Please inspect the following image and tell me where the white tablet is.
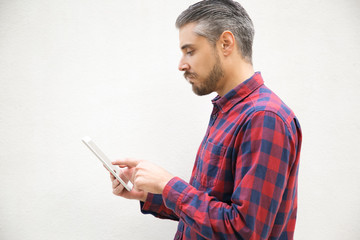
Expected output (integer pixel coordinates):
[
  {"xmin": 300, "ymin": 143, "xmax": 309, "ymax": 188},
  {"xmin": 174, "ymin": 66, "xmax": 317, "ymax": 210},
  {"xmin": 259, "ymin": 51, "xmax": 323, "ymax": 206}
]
[{"xmin": 82, "ymin": 136, "xmax": 132, "ymax": 191}]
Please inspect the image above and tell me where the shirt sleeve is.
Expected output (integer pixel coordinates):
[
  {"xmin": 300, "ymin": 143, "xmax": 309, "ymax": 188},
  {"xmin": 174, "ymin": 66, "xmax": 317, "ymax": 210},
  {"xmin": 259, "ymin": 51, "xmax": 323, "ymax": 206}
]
[
  {"xmin": 161, "ymin": 111, "xmax": 300, "ymax": 239},
  {"xmin": 140, "ymin": 192, "xmax": 179, "ymax": 221}
]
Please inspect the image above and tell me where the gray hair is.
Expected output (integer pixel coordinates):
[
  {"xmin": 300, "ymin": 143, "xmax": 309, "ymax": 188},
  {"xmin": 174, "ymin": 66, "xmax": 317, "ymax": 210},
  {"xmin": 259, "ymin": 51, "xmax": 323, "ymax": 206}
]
[{"xmin": 176, "ymin": 0, "xmax": 254, "ymax": 64}]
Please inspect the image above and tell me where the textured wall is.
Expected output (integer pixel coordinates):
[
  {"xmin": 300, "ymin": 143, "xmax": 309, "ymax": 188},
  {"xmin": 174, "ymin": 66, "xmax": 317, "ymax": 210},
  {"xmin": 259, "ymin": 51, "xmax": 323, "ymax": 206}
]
[{"xmin": 0, "ymin": 0, "xmax": 359, "ymax": 239}]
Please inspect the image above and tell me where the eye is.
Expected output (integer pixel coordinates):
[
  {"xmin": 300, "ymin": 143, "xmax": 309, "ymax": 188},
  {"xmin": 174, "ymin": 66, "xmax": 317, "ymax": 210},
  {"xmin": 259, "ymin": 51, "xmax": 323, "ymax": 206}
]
[{"xmin": 186, "ymin": 50, "xmax": 194, "ymax": 56}]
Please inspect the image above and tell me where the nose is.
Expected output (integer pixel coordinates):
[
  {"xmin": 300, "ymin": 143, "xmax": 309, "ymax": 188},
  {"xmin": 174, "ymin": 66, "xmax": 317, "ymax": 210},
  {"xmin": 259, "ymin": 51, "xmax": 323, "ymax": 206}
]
[{"xmin": 178, "ymin": 58, "xmax": 190, "ymax": 72}]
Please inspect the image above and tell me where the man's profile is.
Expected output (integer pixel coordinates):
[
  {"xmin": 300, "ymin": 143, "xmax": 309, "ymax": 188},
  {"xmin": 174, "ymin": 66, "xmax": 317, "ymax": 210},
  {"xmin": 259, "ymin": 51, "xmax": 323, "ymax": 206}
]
[{"xmin": 109, "ymin": 1, "xmax": 302, "ymax": 239}]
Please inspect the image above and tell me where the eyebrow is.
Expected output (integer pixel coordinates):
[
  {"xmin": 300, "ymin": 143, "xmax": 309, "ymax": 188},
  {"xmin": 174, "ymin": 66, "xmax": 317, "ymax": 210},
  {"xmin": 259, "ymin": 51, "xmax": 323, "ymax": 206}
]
[{"xmin": 181, "ymin": 44, "xmax": 195, "ymax": 50}]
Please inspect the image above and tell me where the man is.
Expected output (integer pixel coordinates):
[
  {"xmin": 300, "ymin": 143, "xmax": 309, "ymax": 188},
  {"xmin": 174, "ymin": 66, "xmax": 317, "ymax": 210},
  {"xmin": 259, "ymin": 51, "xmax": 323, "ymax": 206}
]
[{"xmin": 110, "ymin": 0, "xmax": 302, "ymax": 239}]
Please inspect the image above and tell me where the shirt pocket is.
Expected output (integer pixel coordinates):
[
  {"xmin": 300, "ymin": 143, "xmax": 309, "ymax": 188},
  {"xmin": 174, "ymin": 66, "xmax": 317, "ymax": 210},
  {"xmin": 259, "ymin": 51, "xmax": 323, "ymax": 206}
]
[{"xmin": 199, "ymin": 140, "xmax": 227, "ymax": 188}]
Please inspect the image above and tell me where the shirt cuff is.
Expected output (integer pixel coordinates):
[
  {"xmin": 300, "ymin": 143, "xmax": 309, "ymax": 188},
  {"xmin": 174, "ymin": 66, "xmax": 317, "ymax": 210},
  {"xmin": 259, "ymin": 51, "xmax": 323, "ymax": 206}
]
[
  {"xmin": 140, "ymin": 193, "xmax": 163, "ymax": 214},
  {"xmin": 162, "ymin": 176, "xmax": 191, "ymax": 215}
]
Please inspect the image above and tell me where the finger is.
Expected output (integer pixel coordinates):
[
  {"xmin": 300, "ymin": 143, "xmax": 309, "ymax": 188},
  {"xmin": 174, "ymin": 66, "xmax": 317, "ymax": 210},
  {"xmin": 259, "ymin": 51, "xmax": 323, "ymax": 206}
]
[
  {"xmin": 112, "ymin": 158, "xmax": 140, "ymax": 168},
  {"xmin": 112, "ymin": 178, "xmax": 120, "ymax": 189},
  {"xmin": 110, "ymin": 172, "xmax": 115, "ymax": 181},
  {"xmin": 113, "ymin": 183, "xmax": 125, "ymax": 196}
]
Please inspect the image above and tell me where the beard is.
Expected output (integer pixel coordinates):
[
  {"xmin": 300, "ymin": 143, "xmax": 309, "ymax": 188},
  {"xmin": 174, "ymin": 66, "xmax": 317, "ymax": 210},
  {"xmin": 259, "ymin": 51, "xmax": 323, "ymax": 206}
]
[{"xmin": 184, "ymin": 53, "xmax": 224, "ymax": 96}]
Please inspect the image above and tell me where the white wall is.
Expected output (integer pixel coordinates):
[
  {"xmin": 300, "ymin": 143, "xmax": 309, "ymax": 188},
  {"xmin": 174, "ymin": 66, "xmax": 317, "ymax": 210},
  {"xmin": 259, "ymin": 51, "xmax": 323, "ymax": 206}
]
[{"xmin": 0, "ymin": 0, "xmax": 359, "ymax": 239}]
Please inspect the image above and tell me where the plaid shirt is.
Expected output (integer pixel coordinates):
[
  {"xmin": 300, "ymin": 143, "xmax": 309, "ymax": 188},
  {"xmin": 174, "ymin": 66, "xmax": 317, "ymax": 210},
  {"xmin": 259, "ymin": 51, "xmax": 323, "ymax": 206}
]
[{"xmin": 141, "ymin": 72, "xmax": 302, "ymax": 240}]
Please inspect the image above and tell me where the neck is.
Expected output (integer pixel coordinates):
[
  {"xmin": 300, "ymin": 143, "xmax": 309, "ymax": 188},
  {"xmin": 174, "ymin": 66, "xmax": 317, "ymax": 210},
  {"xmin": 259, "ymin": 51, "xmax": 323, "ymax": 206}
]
[{"xmin": 216, "ymin": 60, "xmax": 254, "ymax": 96}]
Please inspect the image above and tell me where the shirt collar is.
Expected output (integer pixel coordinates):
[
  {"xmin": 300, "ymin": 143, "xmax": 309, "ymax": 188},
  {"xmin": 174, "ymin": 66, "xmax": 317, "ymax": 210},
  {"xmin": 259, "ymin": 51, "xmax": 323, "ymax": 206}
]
[{"xmin": 212, "ymin": 72, "xmax": 264, "ymax": 113}]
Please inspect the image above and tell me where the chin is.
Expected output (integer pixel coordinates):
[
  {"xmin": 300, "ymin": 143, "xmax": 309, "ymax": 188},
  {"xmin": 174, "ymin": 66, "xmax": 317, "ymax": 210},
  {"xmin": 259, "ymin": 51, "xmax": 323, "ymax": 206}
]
[{"xmin": 192, "ymin": 86, "xmax": 213, "ymax": 96}]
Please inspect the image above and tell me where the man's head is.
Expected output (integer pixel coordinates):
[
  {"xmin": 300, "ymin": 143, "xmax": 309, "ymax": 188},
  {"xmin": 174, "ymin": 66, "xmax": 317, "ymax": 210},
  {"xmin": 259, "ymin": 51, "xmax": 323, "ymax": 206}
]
[
  {"xmin": 176, "ymin": 0, "xmax": 254, "ymax": 96},
  {"xmin": 176, "ymin": 0, "xmax": 254, "ymax": 64}
]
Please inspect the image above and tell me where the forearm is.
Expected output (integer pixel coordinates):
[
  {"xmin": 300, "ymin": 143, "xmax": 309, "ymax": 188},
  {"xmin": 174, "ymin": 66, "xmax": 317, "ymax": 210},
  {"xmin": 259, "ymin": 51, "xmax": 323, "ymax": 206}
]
[{"xmin": 162, "ymin": 177, "xmax": 289, "ymax": 240}]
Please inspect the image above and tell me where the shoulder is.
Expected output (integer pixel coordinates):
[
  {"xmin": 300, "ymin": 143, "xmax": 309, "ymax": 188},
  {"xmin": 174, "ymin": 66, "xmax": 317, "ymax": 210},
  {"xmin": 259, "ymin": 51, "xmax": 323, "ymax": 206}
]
[{"xmin": 240, "ymin": 84, "xmax": 299, "ymax": 134}]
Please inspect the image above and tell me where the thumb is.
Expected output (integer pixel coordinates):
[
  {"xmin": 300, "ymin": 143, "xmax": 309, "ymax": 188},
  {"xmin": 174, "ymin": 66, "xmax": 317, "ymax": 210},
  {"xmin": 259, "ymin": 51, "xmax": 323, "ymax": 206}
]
[{"xmin": 112, "ymin": 158, "xmax": 140, "ymax": 168}]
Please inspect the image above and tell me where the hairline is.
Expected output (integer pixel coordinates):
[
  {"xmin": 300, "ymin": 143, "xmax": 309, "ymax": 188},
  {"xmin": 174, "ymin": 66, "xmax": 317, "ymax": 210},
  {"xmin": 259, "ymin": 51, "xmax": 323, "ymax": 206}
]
[{"xmin": 180, "ymin": 21, "xmax": 248, "ymax": 61}]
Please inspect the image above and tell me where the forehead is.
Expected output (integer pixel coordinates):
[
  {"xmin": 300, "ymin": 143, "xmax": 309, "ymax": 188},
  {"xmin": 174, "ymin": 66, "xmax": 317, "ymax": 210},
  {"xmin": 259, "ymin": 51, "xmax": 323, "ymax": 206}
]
[{"xmin": 179, "ymin": 22, "xmax": 205, "ymax": 49}]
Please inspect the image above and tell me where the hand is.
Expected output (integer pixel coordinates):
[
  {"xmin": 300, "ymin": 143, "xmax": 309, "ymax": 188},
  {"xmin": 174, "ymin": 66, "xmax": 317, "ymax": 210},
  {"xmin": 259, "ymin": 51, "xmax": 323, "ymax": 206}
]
[
  {"xmin": 112, "ymin": 158, "xmax": 174, "ymax": 195},
  {"xmin": 110, "ymin": 167, "xmax": 147, "ymax": 202}
]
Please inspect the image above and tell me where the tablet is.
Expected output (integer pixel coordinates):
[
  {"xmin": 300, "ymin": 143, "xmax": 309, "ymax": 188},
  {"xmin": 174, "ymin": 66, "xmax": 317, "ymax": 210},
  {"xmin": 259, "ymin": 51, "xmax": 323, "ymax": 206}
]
[{"xmin": 82, "ymin": 136, "xmax": 132, "ymax": 191}]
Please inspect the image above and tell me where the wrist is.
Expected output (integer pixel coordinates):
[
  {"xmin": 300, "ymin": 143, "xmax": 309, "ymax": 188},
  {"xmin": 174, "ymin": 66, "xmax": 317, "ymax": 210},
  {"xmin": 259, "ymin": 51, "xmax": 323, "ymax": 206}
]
[
  {"xmin": 159, "ymin": 175, "xmax": 174, "ymax": 194},
  {"xmin": 140, "ymin": 192, "xmax": 148, "ymax": 202}
]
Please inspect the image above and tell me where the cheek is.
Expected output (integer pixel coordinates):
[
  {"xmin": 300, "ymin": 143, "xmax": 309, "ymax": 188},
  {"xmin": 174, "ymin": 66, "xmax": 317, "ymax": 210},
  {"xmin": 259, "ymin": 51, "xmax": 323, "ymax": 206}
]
[
  {"xmin": 191, "ymin": 57, "xmax": 208, "ymax": 75},
  {"xmin": 197, "ymin": 52, "xmax": 216, "ymax": 72}
]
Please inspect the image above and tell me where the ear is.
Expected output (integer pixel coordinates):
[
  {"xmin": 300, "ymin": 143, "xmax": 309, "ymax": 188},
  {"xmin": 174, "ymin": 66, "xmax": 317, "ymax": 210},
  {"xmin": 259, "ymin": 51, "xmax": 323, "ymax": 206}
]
[{"xmin": 218, "ymin": 31, "xmax": 236, "ymax": 57}]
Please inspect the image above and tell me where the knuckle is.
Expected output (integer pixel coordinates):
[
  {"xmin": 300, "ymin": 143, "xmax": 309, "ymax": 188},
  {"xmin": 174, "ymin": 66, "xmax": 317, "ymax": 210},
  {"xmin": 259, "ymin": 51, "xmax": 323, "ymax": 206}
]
[
  {"xmin": 134, "ymin": 179, "xmax": 140, "ymax": 188},
  {"xmin": 136, "ymin": 161, "xmax": 144, "ymax": 169},
  {"xmin": 134, "ymin": 177, "xmax": 143, "ymax": 188}
]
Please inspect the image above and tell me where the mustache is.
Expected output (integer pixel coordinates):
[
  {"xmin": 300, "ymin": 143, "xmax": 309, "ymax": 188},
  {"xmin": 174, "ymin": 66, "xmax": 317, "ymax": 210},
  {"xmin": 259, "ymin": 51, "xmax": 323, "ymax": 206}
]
[{"xmin": 184, "ymin": 71, "xmax": 198, "ymax": 79}]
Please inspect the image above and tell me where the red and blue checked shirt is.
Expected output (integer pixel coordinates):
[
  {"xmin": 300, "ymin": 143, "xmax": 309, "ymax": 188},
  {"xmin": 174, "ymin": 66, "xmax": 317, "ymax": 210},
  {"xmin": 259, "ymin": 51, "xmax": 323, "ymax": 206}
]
[{"xmin": 141, "ymin": 72, "xmax": 302, "ymax": 240}]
